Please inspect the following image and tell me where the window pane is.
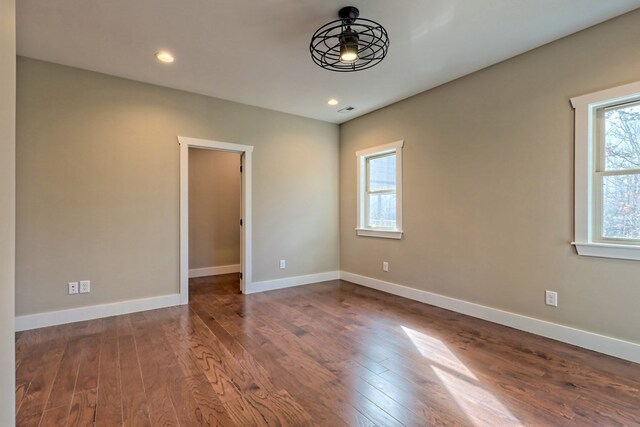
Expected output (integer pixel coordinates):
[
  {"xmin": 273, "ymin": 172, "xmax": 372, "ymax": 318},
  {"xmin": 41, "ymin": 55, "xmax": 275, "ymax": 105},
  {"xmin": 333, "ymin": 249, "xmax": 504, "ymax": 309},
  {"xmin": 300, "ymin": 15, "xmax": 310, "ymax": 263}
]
[
  {"xmin": 602, "ymin": 174, "xmax": 640, "ymax": 239},
  {"xmin": 368, "ymin": 154, "xmax": 396, "ymax": 192},
  {"xmin": 604, "ymin": 103, "xmax": 640, "ymax": 171},
  {"xmin": 368, "ymin": 193, "xmax": 396, "ymax": 228}
]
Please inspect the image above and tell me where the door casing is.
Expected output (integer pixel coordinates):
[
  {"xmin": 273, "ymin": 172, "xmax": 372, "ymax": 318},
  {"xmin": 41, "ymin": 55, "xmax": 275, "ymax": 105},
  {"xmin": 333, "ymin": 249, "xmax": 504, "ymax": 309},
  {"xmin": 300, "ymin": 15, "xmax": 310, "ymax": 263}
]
[{"xmin": 178, "ymin": 136, "xmax": 253, "ymax": 303}]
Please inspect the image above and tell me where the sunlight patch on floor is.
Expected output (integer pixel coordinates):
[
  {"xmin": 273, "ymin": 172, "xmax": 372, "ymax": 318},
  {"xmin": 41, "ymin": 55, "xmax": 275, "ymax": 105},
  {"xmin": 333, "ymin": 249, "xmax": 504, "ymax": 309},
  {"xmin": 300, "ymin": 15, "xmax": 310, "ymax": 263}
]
[
  {"xmin": 401, "ymin": 325, "xmax": 477, "ymax": 379},
  {"xmin": 402, "ymin": 325, "xmax": 523, "ymax": 426}
]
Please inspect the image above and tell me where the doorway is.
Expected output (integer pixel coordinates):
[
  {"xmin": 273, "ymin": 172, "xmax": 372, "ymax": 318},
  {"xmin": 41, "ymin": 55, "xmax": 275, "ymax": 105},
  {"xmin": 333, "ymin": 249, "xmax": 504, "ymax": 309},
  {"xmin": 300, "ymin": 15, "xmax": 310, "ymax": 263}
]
[
  {"xmin": 178, "ymin": 136, "xmax": 253, "ymax": 304},
  {"xmin": 188, "ymin": 148, "xmax": 241, "ymax": 281}
]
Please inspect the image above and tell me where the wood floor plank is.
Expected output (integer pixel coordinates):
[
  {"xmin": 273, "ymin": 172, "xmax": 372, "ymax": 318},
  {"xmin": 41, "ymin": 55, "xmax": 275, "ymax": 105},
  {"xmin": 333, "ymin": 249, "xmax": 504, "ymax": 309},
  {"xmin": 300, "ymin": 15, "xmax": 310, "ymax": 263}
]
[
  {"xmin": 355, "ymin": 363, "xmax": 471, "ymax": 426},
  {"xmin": 15, "ymin": 381, "xmax": 30, "ymax": 414},
  {"xmin": 145, "ymin": 386, "xmax": 180, "ymax": 427},
  {"xmin": 186, "ymin": 372, "xmax": 239, "ymax": 426},
  {"xmin": 121, "ymin": 394, "xmax": 151, "ymax": 427},
  {"xmin": 570, "ymin": 394, "xmax": 640, "ymax": 426},
  {"xmin": 118, "ymin": 335, "xmax": 151, "ymax": 426},
  {"xmin": 45, "ymin": 337, "xmax": 85, "ymax": 411},
  {"xmin": 222, "ymin": 389, "xmax": 312, "ymax": 427},
  {"xmin": 295, "ymin": 388, "xmax": 375, "ymax": 427},
  {"xmin": 39, "ymin": 405, "xmax": 70, "ymax": 427},
  {"xmin": 163, "ymin": 319, "xmax": 249, "ymax": 404},
  {"xmin": 131, "ymin": 327, "xmax": 181, "ymax": 426},
  {"xmin": 95, "ymin": 337, "xmax": 122, "ymax": 427},
  {"xmin": 68, "ymin": 388, "xmax": 97, "ymax": 426},
  {"xmin": 232, "ymin": 331, "xmax": 353, "ymax": 426},
  {"xmin": 16, "ymin": 274, "xmax": 640, "ymax": 426},
  {"xmin": 75, "ymin": 335, "xmax": 101, "ymax": 393},
  {"xmin": 165, "ymin": 377, "xmax": 209, "ymax": 426},
  {"xmin": 178, "ymin": 308, "xmax": 270, "ymax": 398},
  {"xmin": 116, "ymin": 315, "xmax": 134, "ymax": 337},
  {"xmin": 99, "ymin": 317, "xmax": 119, "ymax": 341},
  {"xmin": 16, "ymin": 343, "xmax": 65, "ymax": 425}
]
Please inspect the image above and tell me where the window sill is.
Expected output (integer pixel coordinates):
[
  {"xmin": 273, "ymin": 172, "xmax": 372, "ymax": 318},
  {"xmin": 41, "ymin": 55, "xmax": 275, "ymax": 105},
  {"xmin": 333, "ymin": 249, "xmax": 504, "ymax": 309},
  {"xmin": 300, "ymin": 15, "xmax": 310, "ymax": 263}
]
[
  {"xmin": 572, "ymin": 242, "xmax": 640, "ymax": 261},
  {"xmin": 356, "ymin": 228, "xmax": 403, "ymax": 239}
]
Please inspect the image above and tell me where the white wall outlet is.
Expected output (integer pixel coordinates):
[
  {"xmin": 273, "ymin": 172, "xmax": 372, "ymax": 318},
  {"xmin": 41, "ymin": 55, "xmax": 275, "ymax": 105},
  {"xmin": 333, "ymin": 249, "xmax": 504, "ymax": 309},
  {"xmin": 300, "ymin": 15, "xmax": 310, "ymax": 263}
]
[
  {"xmin": 79, "ymin": 280, "xmax": 91, "ymax": 294},
  {"xmin": 279, "ymin": 259, "xmax": 286, "ymax": 269},
  {"xmin": 68, "ymin": 282, "xmax": 78, "ymax": 295},
  {"xmin": 545, "ymin": 290, "xmax": 558, "ymax": 307},
  {"xmin": 383, "ymin": 261, "xmax": 389, "ymax": 272}
]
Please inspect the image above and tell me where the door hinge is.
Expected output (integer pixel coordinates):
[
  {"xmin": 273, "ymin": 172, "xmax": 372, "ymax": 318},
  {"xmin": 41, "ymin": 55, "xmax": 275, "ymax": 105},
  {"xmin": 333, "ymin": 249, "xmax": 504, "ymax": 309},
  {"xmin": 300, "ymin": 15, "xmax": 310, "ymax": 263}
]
[
  {"xmin": 240, "ymin": 219, "xmax": 243, "ymax": 226},
  {"xmin": 240, "ymin": 165, "xmax": 243, "ymax": 173},
  {"xmin": 240, "ymin": 272, "xmax": 243, "ymax": 279}
]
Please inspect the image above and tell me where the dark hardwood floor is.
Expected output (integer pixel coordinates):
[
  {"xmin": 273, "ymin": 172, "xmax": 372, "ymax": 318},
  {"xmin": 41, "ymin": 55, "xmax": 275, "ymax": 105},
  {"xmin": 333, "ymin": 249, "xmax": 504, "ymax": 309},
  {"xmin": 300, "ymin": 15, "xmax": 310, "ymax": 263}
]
[{"xmin": 15, "ymin": 274, "xmax": 640, "ymax": 426}]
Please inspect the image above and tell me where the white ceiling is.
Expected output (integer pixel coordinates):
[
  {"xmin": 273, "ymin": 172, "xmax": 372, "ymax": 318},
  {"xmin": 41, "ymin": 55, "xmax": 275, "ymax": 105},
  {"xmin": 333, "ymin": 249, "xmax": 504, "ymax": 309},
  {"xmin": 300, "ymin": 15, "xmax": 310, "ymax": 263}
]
[{"xmin": 16, "ymin": 0, "xmax": 640, "ymax": 124}]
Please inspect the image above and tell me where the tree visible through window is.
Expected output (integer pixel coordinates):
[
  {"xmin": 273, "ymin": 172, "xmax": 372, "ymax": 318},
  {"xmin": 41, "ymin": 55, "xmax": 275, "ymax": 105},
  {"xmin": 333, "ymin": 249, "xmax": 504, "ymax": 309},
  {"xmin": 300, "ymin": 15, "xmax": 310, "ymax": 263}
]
[{"xmin": 600, "ymin": 102, "xmax": 640, "ymax": 240}]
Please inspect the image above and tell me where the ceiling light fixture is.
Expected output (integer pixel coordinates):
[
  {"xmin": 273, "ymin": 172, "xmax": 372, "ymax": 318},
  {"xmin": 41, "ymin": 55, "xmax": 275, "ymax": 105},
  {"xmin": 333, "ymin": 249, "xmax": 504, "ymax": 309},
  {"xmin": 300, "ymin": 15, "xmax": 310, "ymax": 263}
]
[
  {"xmin": 155, "ymin": 51, "xmax": 174, "ymax": 63},
  {"xmin": 310, "ymin": 6, "xmax": 389, "ymax": 72},
  {"xmin": 328, "ymin": 99, "xmax": 339, "ymax": 106}
]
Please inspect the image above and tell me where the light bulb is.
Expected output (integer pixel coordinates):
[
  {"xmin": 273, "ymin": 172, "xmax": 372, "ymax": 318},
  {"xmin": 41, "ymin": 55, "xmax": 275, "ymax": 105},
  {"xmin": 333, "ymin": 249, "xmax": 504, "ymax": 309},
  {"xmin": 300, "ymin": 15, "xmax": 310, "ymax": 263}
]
[
  {"xmin": 340, "ymin": 49, "xmax": 358, "ymax": 62},
  {"xmin": 339, "ymin": 29, "xmax": 359, "ymax": 63}
]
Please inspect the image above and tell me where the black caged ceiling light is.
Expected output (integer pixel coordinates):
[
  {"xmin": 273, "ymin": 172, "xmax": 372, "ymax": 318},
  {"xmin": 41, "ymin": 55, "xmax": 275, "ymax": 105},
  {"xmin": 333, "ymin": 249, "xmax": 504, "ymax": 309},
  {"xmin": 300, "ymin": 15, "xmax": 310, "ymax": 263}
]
[{"xmin": 310, "ymin": 6, "xmax": 389, "ymax": 72}]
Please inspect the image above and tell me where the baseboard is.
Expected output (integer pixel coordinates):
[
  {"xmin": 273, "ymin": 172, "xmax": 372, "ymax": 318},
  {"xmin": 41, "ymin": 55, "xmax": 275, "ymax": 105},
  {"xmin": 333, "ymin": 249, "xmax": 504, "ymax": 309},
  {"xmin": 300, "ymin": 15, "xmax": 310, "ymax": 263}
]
[
  {"xmin": 245, "ymin": 271, "xmax": 340, "ymax": 294},
  {"xmin": 17, "ymin": 271, "xmax": 637, "ymax": 364},
  {"xmin": 189, "ymin": 264, "xmax": 241, "ymax": 278},
  {"xmin": 15, "ymin": 293, "xmax": 182, "ymax": 332},
  {"xmin": 340, "ymin": 271, "xmax": 640, "ymax": 364},
  {"xmin": 13, "ymin": 270, "xmax": 334, "ymax": 331}
]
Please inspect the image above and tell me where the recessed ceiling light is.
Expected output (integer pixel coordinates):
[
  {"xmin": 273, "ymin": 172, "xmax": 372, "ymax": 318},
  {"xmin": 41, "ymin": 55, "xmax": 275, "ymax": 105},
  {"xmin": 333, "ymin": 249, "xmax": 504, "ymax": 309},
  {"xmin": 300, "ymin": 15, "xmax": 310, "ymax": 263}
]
[
  {"xmin": 155, "ymin": 51, "xmax": 174, "ymax": 63},
  {"xmin": 328, "ymin": 99, "xmax": 339, "ymax": 106}
]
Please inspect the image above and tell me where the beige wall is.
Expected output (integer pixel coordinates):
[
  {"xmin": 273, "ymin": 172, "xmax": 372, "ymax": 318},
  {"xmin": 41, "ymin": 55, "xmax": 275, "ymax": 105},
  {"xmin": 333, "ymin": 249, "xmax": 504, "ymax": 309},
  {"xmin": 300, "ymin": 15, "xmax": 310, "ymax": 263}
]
[
  {"xmin": 16, "ymin": 57, "xmax": 339, "ymax": 316},
  {"xmin": 340, "ymin": 10, "xmax": 640, "ymax": 344},
  {"xmin": 0, "ymin": 0, "xmax": 16, "ymax": 423},
  {"xmin": 189, "ymin": 148, "xmax": 241, "ymax": 269}
]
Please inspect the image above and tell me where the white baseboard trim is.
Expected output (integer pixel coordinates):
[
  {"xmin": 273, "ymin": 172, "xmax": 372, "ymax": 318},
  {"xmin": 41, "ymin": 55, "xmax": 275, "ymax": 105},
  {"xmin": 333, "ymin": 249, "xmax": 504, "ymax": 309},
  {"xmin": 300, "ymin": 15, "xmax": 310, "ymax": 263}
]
[
  {"xmin": 340, "ymin": 271, "xmax": 640, "ymax": 364},
  {"xmin": 245, "ymin": 271, "xmax": 340, "ymax": 294},
  {"xmin": 15, "ymin": 293, "xmax": 182, "ymax": 332},
  {"xmin": 189, "ymin": 264, "xmax": 241, "ymax": 278}
]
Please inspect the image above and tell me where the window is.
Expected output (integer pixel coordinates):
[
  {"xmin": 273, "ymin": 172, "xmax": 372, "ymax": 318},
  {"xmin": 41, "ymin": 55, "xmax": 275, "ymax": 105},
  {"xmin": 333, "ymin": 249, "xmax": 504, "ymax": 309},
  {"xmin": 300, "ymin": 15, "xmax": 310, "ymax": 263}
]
[
  {"xmin": 356, "ymin": 141, "xmax": 403, "ymax": 239},
  {"xmin": 571, "ymin": 82, "xmax": 640, "ymax": 260}
]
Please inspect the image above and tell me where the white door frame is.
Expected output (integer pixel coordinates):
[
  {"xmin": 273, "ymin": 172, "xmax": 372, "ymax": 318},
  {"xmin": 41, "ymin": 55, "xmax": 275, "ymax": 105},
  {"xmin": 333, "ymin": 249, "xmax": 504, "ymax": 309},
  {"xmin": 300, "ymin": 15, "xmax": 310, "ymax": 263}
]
[{"xmin": 178, "ymin": 136, "xmax": 254, "ymax": 304}]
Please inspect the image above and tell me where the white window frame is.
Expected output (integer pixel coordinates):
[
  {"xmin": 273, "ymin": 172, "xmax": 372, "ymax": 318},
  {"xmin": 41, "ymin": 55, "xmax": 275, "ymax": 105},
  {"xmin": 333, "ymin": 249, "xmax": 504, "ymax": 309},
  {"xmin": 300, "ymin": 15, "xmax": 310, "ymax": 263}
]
[
  {"xmin": 355, "ymin": 140, "xmax": 404, "ymax": 239},
  {"xmin": 571, "ymin": 81, "xmax": 640, "ymax": 261}
]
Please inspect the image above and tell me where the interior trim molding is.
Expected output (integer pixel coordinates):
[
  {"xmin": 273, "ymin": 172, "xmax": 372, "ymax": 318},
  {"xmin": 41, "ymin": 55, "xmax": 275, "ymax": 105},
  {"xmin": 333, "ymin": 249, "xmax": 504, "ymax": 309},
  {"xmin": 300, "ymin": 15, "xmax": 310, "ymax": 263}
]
[
  {"xmin": 245, "ymin": 271, "xmax": 340, "ymax": 294},
  {"xmin": 340, "ymin": 271, "xmax": 640, "ymax": 364},
  {"xmin": 189, "ymin": 264, "xmax": 241, "ymax": 278},
  {"xmin": 15, "ymin": 293, "xmax": 181, "ymax": 332}
]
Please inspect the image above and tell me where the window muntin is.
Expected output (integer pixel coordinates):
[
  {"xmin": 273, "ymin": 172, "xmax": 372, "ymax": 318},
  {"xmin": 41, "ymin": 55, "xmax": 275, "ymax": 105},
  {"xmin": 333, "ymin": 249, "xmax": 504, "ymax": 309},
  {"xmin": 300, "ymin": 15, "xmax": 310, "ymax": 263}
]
[
  {"xmin": 355, "ymin": 140, "xmax": 403, "ymax": 239},
  {"xmin": 596, "ymin": 101, "xmax": 640, "ymax": 242}
]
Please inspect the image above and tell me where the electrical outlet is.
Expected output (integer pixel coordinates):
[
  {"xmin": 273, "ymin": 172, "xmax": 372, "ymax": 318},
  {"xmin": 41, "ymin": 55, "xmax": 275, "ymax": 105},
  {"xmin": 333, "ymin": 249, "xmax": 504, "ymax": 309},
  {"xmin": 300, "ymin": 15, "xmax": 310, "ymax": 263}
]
[
  {"xmin": 68, "ymin": 282, "xmax": 78, "ymax": 295},
  {"xmin": 279, "ymin": 260, "xmax": 286, "ymax": 269},
  {"xmin": 383, "ymin": 261, "xmax": 389, "ymax": 272},
  {"xmin": 79, "ymin": 280, "xmax": 91, "ymax": 294},
  {"xmin": 545, "ymin": 290, "xmax": 558, "ymax": 307}
]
